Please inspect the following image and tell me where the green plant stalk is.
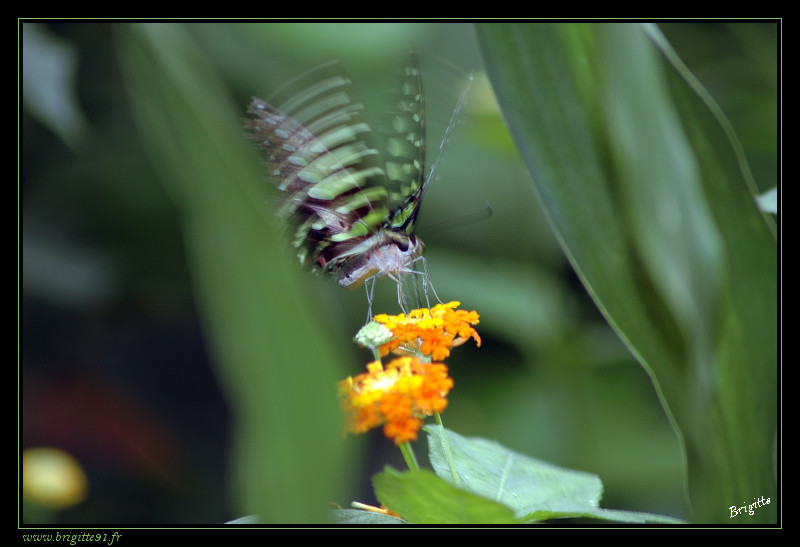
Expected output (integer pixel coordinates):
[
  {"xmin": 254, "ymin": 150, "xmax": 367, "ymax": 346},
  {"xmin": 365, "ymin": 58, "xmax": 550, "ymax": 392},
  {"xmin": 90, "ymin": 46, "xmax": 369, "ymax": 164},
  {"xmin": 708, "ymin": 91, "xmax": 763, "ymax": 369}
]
[{"xmin": 399, "ymin": 441, "xmax": 420, "ymax": 472}]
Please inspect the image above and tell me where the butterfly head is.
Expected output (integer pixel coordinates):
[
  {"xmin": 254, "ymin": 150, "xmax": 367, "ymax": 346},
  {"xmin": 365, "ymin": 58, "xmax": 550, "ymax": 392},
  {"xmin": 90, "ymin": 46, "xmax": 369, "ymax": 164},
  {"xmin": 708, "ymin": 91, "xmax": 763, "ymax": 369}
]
[{"xmin": 335, "ymin": 231, "xmax": 424, "ymax": 289}]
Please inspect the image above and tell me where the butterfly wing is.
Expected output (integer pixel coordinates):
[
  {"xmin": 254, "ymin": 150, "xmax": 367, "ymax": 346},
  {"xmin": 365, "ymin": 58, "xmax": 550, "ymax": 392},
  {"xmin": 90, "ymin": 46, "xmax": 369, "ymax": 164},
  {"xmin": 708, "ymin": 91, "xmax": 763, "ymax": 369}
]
[
  {"xmin": 245, "ymin": 54, "xmax": 427, "ymax": 287},
  {"xmin": 381, "ymin": 53, "xmax": 427, "ymax": 236}
]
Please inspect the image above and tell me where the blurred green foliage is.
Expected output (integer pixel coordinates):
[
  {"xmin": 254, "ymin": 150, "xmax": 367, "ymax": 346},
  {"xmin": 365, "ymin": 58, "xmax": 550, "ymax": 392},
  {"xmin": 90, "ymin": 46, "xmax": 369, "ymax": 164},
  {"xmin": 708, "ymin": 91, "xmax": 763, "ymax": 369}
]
[
  {"xmin": 477, "ymin": 22, "xmax": 777, "ymax": 523},
  {"xmin": 22, "ymin": 21, "xmax": 777, "ymax": 525}
]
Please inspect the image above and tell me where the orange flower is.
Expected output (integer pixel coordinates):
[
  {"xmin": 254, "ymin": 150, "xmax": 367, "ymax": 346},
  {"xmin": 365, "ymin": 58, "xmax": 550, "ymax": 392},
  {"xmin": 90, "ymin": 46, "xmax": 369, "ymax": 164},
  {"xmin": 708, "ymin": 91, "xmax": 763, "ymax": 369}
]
[
  {"xmin": 338, "ymin": 357, "xmax": 453, "ymax": 445},
  {"xmin": 419, "ymin": 327, "xmax": 454, "ymax": 362},
  {"xmin": 383, "ymin": 416, "xmax": 425, "ymax": 445},
  {"xmin": 343, "ymin": 303, "xmax": 479, "ymax": 445},
  {"xmin": 369, "ymin": 302, "xmax": 480, "ymax": 361}
]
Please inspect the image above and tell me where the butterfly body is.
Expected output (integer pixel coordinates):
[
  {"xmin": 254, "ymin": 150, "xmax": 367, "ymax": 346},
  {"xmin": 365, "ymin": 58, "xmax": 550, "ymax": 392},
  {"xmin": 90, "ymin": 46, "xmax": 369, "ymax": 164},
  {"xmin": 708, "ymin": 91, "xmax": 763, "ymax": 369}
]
[
  {"xmin": 246, "ymin": 54, "xmax": 429, "ymax": 292},
  {"xmin": 334, "ymin": 231, "xmax": 424, "ymax": 288}
]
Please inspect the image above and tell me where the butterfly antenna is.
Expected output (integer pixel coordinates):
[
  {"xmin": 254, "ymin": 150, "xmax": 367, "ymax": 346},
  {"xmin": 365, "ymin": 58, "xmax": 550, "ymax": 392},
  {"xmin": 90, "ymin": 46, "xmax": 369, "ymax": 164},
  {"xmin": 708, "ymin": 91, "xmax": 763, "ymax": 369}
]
[
  {"xmin": 422, "ymin": 70, "xmax": 475, "ymax": 195},
  {"xmin": 421, "ymin": 202, "xmax": 493, "ymax": 234}
]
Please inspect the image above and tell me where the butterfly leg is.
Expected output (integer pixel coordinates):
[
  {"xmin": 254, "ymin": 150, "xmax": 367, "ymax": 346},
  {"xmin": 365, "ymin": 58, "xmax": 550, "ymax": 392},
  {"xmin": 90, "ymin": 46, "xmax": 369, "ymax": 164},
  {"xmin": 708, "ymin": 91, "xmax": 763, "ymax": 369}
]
[
  {"xmin": 364, "ymin": 276, "xmax": 378, "ymax": 321},
  {"xmin": 388, "ymin": 273, "xmax": 410, "ymax": 314},
  {"xmin": 414, "ymin": 256, "xmax": 442, "ymax": 308}
]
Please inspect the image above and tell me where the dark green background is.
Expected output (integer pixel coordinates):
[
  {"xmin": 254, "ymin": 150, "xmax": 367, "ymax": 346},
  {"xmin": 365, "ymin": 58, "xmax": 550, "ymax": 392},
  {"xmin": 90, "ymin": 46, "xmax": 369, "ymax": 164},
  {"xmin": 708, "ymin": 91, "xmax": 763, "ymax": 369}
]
[{"xmin": 21, "ymin": 22, "xmax": 777, "ymax": 525}]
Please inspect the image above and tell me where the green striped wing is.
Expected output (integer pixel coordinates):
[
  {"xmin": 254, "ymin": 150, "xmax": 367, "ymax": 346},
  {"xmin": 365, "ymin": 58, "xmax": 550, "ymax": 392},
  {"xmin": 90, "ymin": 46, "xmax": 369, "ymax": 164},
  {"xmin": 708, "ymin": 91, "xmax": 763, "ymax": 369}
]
[{"xmin": 245, "ymin": 53, "xmax": 428, "ymax": 288}]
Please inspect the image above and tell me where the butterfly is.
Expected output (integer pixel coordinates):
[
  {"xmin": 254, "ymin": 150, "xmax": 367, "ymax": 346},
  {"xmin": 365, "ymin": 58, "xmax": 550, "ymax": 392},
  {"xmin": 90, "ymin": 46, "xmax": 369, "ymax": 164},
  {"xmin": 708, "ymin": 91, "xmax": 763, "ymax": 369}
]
[{"xmin": 245, "ymin": 53, "xmax": 467, "ymax": 312}]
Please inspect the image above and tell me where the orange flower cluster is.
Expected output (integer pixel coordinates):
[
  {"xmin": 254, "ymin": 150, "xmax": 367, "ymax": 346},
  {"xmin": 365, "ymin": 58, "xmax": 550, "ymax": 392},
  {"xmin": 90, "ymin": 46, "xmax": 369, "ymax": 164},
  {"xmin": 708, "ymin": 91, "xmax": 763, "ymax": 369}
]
[
  {"xmin": 338, "ymin": 357, "xmax": 454, "ymax": 445},
  {"xmin": 340, "ymin": 302, "xmax": 481, "ymax": 446},
  {"xmin": 372, "ymin": 301, "xmax": 481, "ymax": 361}
]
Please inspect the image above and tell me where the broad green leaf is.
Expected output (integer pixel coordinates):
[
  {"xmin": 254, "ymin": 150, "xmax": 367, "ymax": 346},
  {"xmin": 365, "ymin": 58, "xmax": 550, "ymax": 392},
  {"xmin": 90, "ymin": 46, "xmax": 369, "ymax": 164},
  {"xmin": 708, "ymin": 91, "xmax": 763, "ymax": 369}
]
[
  {"xmin": 331, "ymin": 508, "xmax": 405, "ymax": 524},
  {"xmin": 476, "ymin": 22, "xmax": 777, "ymax": 523},
  {"xmin": 526, "ymin": 507, "xmax": 683, "ymax": 524},
  {"xmin": 427, "ymin": 426, "xmax": 600, "ymax": 514},
  {"xmin": 115, "ymin": 23, "xmax": 351, "ymax": 523},
  {"xmin": 427, "ymin": 426, "xmax": 682, "ymax": 523},
  {"xmin": 373, "ymin": 467, "xmax": 519, "ymax": 524}
]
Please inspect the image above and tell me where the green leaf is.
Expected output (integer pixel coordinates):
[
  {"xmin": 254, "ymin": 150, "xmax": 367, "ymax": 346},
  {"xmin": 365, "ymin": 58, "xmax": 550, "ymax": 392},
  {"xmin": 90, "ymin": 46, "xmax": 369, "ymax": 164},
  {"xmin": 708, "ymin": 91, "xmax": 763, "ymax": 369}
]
[
  {"xmin": 526, "ymin": 507, "xmax": 683, "ymax": 524},
  {"xmin": 114, "ymin": 22, "xmax": 352, "ymax": 523},
  {"xmin": 331, "ymin": 508, "xmax": 405, "ymax": 524},
  {"xmin": 373, "ymin": 467, "xmax": 519, "ymax": 524},
  {"xmin": 427, "ymin": 426, "xmax": 599, "ymax": 514},
  {"xmin": 427, "ymin": 426, "xmax": 681, "ymax": 523},
  {"xmin": 476, "ymin": 22, "xmax": 777, "ymax": 523}
]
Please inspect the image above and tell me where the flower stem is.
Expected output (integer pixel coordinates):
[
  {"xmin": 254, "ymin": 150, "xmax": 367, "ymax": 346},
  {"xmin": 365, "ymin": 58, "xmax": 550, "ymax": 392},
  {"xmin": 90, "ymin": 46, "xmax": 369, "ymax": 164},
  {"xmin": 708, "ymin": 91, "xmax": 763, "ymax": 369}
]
[
  {"xmin": 398, "ymin": 442, "xmax": 420, "ymax": 471},
  {"xmin": 434, "ymin": 411, "xmax": 460, "ymax": 487}
]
